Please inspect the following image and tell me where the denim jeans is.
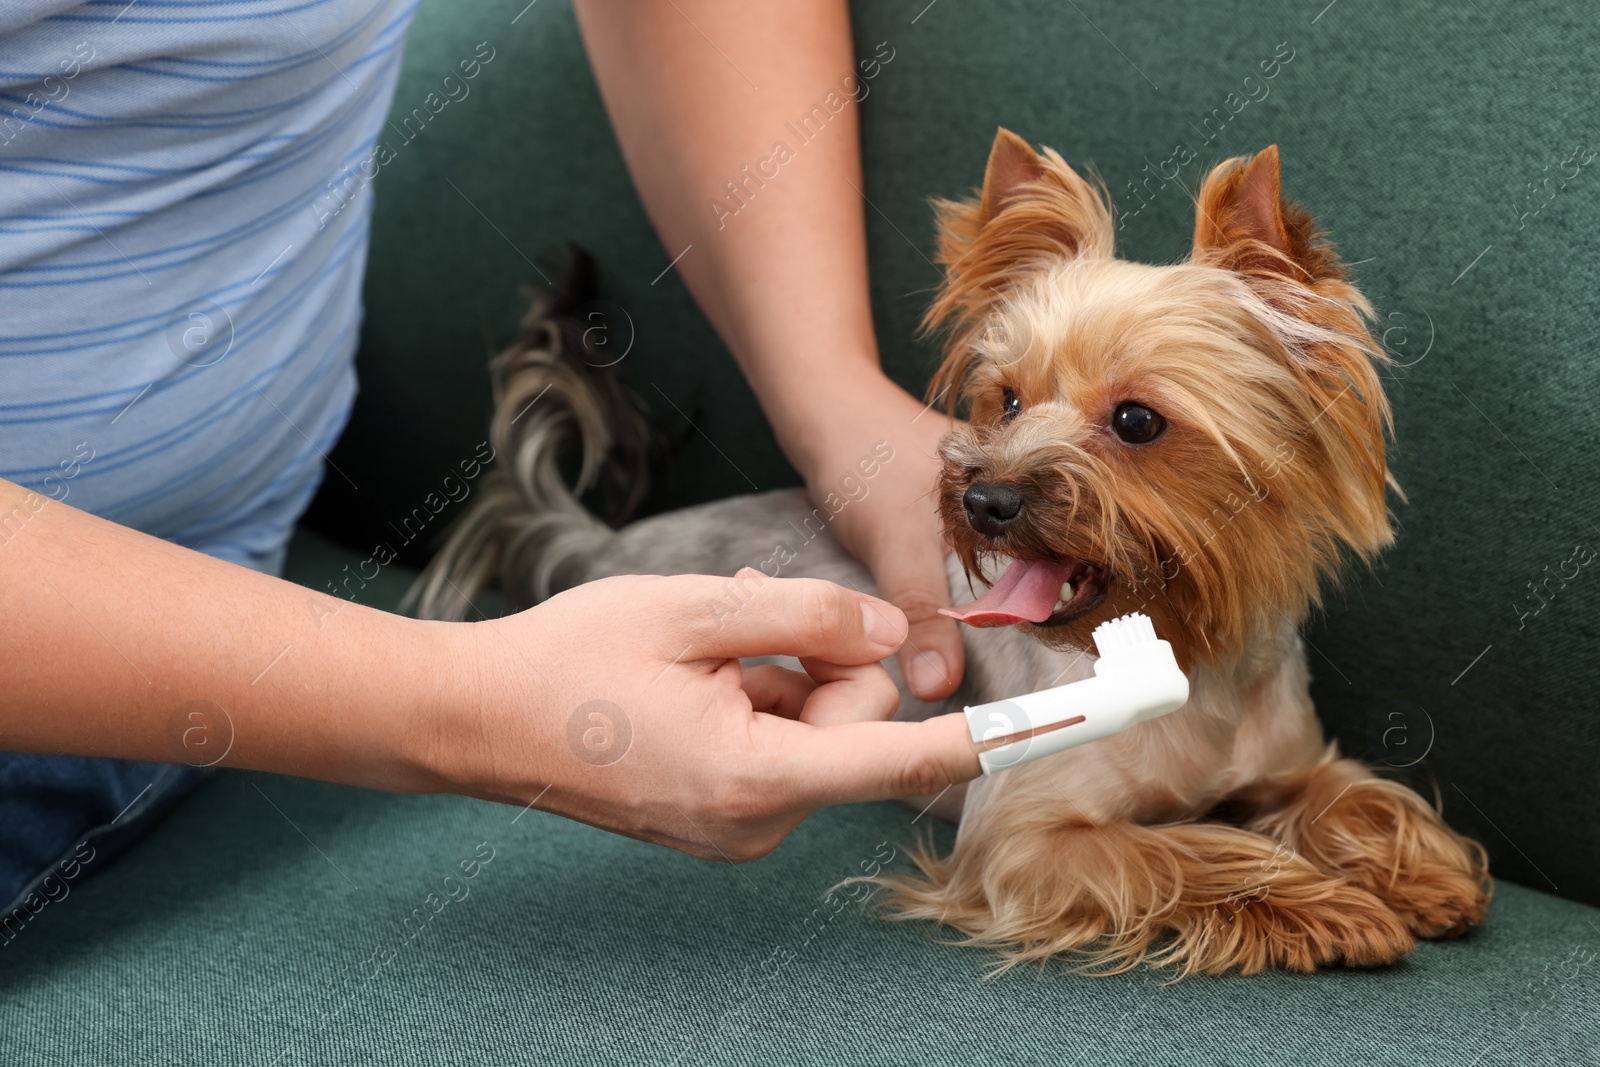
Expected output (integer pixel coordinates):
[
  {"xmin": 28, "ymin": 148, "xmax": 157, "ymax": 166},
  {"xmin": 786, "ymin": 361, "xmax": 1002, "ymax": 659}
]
[{"xmin": 0, "ymin": 756, "xmax": 209, "ymax": 922}]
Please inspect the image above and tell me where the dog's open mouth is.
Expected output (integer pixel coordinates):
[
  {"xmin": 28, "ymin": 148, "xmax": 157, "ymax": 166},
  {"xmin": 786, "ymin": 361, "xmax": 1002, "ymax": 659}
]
[{"xmin": 939, "ymin": 557, "xmax": 1111, "ymax": 628}]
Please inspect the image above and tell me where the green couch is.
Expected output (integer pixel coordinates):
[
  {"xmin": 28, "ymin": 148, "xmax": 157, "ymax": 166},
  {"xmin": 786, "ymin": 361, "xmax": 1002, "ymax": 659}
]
[{"xmin": 6, "ymin": 1, "xmax": 1597, "ymax": 1063}]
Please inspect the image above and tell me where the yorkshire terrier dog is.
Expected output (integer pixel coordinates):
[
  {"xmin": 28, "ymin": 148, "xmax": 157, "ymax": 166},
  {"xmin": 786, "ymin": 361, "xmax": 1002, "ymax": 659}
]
[{"xmin": 418, "ymin": 129, "xmax": 1490, "ymax": 977}]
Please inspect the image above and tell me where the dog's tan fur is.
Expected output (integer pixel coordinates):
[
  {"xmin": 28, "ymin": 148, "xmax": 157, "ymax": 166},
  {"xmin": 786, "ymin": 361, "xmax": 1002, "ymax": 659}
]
[
  {"xmin": 418, "ymin": 131, "xmax": 1490, "ymax": 978},
  {"xmin": 872, "ymin": 130, "xmax": 1488, "ymax": 976}
]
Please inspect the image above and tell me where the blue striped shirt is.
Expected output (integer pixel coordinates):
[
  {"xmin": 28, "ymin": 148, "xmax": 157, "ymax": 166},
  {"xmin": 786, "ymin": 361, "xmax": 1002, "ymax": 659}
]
[{"xmin": 0, "ymin": 0, "xmax": 418, "ymax": 571}]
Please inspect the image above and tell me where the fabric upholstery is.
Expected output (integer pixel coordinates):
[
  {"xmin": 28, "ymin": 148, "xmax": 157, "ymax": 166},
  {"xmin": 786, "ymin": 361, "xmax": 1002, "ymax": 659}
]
[
  {"xmin": 1, "ymin": 530, "xmax": 1595, "ymax": 1063},
  {"xmin": 6, "ymin": 532, "xmax": 1592, "ymax": 1064}
]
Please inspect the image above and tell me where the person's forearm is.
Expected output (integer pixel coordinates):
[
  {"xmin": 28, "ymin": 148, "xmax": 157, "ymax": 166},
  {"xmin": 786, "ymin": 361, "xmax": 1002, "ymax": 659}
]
[
  {"xmin": 0, "ymin": 478, "xmax": 466, "ymax": 792},
  {"xmin": 574, "ymin": 0, "xmax": 894, "ymax": 472}
]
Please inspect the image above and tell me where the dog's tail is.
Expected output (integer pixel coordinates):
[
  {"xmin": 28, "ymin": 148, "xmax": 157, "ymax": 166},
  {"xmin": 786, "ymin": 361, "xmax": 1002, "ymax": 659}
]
[{"xmin": 409, "ymin": 247, "xmax": 657, "ymax": 621}]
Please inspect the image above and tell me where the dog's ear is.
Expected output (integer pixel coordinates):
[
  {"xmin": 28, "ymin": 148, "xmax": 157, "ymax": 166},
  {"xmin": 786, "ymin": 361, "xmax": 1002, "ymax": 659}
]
[
  {"xmin": 924, "ymin": 130, "xmax": 1113, "ymax": 375},
  {"xmin": 1191, "ymin": 146, "xmax": 1344, "ymax": 283},
  {"xmin": 966, "ymin": 128, "xmax": 1109, "ymax": 258},
  {"xmin": 980, "ymin": 128, "xmax": 1049, "ymax": 219},
  {"xmin": 924, "ymin": 129, "xmax": 1114, "ymax": 409}
]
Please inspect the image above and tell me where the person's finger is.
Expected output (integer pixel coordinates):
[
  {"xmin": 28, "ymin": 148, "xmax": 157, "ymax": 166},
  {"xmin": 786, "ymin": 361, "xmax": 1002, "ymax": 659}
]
[
  {"xmin": 795, "ymin": 657, "xmax": 900, "ymax": 727},
  {"xmin": 742, "ymin": 664, "xmax": 816, "ymax": 720},
  {"xmin": 683, "ymin": 568, "xmax": 907, "ymax": 664},
  {"xmin": 866, "ymin": 537, "xmax": 966, "ymax": 701},
  {"xmin": 776, "ymin": 712, "xmax": 981, "ymax": 806}
]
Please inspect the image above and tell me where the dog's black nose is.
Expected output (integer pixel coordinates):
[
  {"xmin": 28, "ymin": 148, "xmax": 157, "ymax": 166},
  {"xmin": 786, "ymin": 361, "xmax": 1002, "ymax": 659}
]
[{"xmin": 963, "ymin": 482, "xmax": 1024, "ymax": 537}]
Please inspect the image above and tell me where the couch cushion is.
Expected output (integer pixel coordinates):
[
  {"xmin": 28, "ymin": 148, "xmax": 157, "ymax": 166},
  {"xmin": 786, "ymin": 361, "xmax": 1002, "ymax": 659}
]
[
  {"xmin": 5, "ymin": 530, "xmax": 1595, "ymax": 1065},
  {"xmin": 4, "ymin": 788, "xmax": 1597, "ymax": 1066}
]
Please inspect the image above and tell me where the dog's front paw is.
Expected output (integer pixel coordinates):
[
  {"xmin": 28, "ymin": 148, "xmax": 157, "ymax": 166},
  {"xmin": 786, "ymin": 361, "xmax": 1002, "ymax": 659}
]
[
  {"xmin": 1335, "ymin": 820, "xmax": 1490, "ymax": 939},
  {"xmin": 1378, "ymin": 861, "xmax": 1489, "ymax": 939},
  {"xmin": 1270, "ymin": 762, "xmax": 1493, "ymax": 941},
  {"xmin": 1196, "ymin": 878, "xmax": 1415, "ymax": 975}
]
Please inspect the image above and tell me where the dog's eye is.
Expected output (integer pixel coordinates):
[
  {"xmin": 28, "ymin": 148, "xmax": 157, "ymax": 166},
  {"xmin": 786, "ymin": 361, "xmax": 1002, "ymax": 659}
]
[
  {"xmin": 1111, "ymin": 402, "xmax": 1165, "ymax": 444},
  {"xmin": 1001, "ymin": 387, "xmax": 1021, "ymax": 423}
]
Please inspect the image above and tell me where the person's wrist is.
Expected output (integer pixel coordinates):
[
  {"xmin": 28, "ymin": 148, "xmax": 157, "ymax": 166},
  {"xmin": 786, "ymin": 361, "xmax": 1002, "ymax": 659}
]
[
  {"xmin": 379, "ymin": 616, "xmax": 509, "ymax": 799},
  {"xmin": 776, "ymin": 367, "xmax": 922, "ymax": 485}
]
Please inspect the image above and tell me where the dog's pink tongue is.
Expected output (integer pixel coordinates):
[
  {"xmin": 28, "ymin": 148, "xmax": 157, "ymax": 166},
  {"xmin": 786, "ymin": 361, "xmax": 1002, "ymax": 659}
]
[{"xmin": 939, "ymin": 558, "xmax": 1075, "ymax": 627}]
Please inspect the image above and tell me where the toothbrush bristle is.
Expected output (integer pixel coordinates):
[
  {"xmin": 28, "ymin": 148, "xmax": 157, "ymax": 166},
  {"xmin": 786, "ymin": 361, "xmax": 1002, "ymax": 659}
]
[{"xmin": 1092, "ymin": 612, "xmax": 1158, "ymax": 656}]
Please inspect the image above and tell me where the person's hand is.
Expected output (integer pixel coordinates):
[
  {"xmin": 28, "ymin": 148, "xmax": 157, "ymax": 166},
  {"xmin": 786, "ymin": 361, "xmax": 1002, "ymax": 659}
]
[
  {"xmin": 791, "ymin": 372, "xmax": 966, "ymax": 703},
  {"xmin": 572, "ymin": 2, "xmax": 966, "ymax": 703},
  {"xmin": 427, "ymin": 570, "xmax": 980, "ymax": 861}
]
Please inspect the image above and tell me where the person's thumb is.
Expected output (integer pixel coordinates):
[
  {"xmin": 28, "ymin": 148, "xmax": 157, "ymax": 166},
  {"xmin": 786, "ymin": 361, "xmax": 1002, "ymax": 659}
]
[
  {"xmin": 870, "ymin": 543, "xmax": 966, "ymax": 701},
  {"xmin": 683, "ymin": 569, "xmax": 908, "ymax": 665}
]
